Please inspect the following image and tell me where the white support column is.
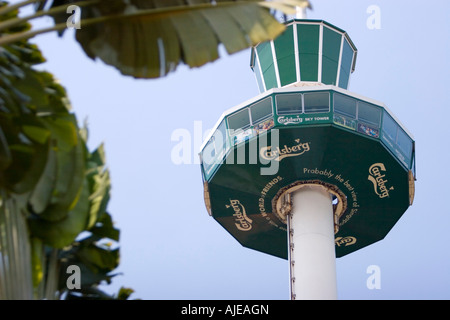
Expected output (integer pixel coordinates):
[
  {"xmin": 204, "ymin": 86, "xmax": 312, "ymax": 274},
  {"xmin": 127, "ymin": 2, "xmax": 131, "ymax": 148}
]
[{"xmin": 288, "ymin": 185, "xmax": 337, "ymax": 300}]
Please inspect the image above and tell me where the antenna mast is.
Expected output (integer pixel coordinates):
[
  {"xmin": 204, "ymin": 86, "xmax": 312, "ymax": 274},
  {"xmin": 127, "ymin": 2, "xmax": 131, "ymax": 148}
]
[{"xmin": 296, "ymin": 6, "xmax": 307, "ymax": 19}]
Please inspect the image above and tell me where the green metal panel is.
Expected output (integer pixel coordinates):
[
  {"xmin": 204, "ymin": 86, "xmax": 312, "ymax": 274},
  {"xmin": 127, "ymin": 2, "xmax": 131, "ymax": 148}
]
[
  {"xmin": 273, "ymin": 25, "xmax": 296, "ymax": 87},
  {"xmin": 322, "ymin": 26, "xmax": 342, "ymax": 85},
  {"xmin": 297, "ymin": 24, "xmax": 320, "ymax": 82},
  {"xmin": 338, "ymin": 38, "xmax": 354, "ymax": 89},
  {"xmin": 257, "ymin": 42, "xmax": 277, "ymax": 90}
]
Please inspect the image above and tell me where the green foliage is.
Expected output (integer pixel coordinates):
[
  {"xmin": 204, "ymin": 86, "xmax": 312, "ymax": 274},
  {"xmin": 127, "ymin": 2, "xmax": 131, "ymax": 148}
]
[
  {"xmin": 0, "ymin": 1, "xmax": 120, "ymax": 299},
  {"xmin": 27, "ymin": 0, "xmax": 310, "ymax": 78},
  {"xmin": 0, "ymin": 0, "xmax": 312, "ymax": 300},
  {"xmin": 73, "ymin": 0, "xmax": 287, "ymax": 78}
]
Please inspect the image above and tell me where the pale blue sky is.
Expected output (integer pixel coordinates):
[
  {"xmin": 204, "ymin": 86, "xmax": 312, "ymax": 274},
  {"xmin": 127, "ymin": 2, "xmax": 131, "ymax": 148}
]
[{"xmin": 24, "ymin": 0, "xmax": 450, "ymax": 299}]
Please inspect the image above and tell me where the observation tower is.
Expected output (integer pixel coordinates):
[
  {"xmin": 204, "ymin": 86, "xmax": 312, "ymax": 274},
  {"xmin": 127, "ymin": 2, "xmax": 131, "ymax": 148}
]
[{"xmin": 199, "ymin": 12, "xmax": 415, "ymax": 300}]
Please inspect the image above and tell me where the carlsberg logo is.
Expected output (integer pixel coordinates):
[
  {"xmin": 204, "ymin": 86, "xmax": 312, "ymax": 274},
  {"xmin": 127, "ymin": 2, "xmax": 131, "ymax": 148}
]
[
  {"xmin": 278, "ymin": 116, "xmax": 303, "ymax": 125},
  {"xmin": 368, "ymin": 163, "xmax": 394, "ymax": 198},
  {"xmin": 226, "ymin": 200, "xmax": 252, "ymax": 232},
  {"xmin": 260, "ymin": 139, "xmax": 310, "ymax": 162}
]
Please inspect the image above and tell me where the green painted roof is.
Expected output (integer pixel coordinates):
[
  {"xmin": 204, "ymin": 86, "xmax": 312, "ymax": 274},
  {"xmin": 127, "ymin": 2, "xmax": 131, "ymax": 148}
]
[{"xmin": 250, "ymin": 20, "xmax": 358, "ymax": 92}]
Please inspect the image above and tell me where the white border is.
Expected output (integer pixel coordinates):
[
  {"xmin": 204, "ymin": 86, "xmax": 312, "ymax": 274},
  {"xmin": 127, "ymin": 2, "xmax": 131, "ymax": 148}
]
[
  {"xmin": 254, "ymin": 50, "xmax": 267, "ymax": 92},
  {"xmin": 293, "ymin": 23, "xmax": 301, "ymax": 83},
  {"xmin": 318, "ymin": 23, "xmax": 323, "ymax": 83},
  {"xmin": 336, "ymin": 34, "xmax": 345, "ymax": 87},
  {"xmin": 270, "ymin": 40, "xmax": 281, "ymax": 88}
]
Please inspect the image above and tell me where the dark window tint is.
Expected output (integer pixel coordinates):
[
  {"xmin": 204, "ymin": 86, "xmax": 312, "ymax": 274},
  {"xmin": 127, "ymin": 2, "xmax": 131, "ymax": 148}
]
[
  {"xmin": 250, "ymin": 97, "xmax": 273, "ymax": 124},
  {"xmin": 276, "ymin": 93, "xmax": 302, "ymax": 115},
  {"xmin": 304, "ymin": 92, "xmax": 330, "ymax": 113},
  {"xmin": 334, "ymin": 93, "xmax": 356, "ymax": 118},
  {"xmin": 358, "ymin": 101, "xmax": 381, "ymax": 126},
  {"xmin": 228, "ymin": 108, "xmax": 250, "ymax": 131}
]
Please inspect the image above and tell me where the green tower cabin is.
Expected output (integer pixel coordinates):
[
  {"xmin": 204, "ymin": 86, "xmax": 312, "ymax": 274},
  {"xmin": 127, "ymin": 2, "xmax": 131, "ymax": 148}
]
[
  {"xmin": 251, "ymin": 20, "xmax": 357, "ymax": 92},
  {"xmin": 200, "ymin": 19, "xmax": 415, "ymax": 300}
]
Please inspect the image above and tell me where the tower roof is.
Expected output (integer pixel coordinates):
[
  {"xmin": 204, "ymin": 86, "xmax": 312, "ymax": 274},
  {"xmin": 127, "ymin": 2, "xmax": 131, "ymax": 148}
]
[{"xmin": 250, "ymin": 19, "xmax": 358, "ymax": 92}]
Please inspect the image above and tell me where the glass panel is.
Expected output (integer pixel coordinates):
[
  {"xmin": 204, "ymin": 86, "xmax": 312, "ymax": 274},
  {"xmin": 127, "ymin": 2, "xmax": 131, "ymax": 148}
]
[
  {"xmin": 338, "ymin": 38, "xmax": 354, "ymax": 89},
  {"xmin": 202, "ymin": 138, "xmax": 216, "ymax": 174},
  {"xmin": 304, "ymin": 92, "xmax": 330, "ymax": 114},
  {"xmin": 382, "ymin": 112, "xmax": 398, "ymax": 142},
  {"xmin": 250, "ymin": 97, "xmax": 273, "ymax": 124},
  {"xmin": 227, "ymin": 108, "xmax": 250, "ymax": 131},
  {"xmin": 397, "ymin": 128, "xmax": 412, "ymax": 156},
  {"xmin": 214, "ymin": 120, "xmax": 228, "ymax": 155},
  {"xmin": 276, "ymin": 93, "xmax": 302, "ymax": 115},
  {"xmin": 334, "ymin": 93, "xmax": 356, "ymax": 118},
  {"xmin": 358, "ymin": 101, "xmax": 381, "ymax": 126},
  {"xmin": 274, "ymin": 25, "xmax": 296, "ymax": 86},
  {"xmin": 257, "ymin": 41, "xmax": 277, "ymax": 90}
]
